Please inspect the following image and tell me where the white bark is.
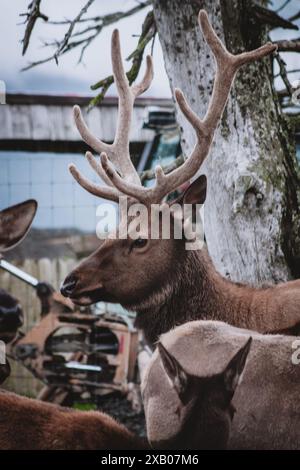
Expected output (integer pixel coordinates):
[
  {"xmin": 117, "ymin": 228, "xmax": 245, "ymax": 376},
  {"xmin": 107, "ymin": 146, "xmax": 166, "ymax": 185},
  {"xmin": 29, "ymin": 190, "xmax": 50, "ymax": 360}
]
[{"xmin": 153, "ymin": 0, "xmax": 300, "ymax": 284}]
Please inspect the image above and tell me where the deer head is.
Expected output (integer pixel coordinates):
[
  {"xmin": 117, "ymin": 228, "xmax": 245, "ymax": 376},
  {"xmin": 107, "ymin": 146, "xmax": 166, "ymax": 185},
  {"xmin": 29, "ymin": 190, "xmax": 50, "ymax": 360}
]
[
  {"xmin": 61, "ymin": 11, "xmax": 276, "ymax": 311},
  {"xmin": 142, "ymin": 336, "xmax": 252, "ymax": 450}
]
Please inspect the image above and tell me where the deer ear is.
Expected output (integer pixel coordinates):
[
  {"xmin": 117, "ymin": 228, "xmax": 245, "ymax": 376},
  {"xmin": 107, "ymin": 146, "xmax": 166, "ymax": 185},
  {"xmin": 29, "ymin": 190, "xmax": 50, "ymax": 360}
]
[
  {"xmin": 0, "ymin": 361, "xmax": 11, "ymax": 385},
  {"xmin": 0, "ymin": 200, "xmax": 37, "ymax": 252},
  {"xmin": 183, "ymin": 175, "xmax": 207, "ymax": 205},
  {"xmin": 158, "ymin": 342, "xmax": 188, "ymax": 401},
  {"xmin": 223, "ymin": 337, "xmax": 252, "ymax": 396}
]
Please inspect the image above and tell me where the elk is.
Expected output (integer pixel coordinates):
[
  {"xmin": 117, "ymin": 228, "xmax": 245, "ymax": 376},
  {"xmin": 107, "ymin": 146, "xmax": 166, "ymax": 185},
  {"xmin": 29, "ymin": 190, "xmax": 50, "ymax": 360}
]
[
  {"xmin": 0, "ymin": 200, "xmax": 37, "ymax": 383},
  {"xmin": 0, "ymin": 390, "xmax": 147, "ymax": 449},
  {"xmin": 61, "ymin": 10, "xmax": 300, "ymax": 346},
  {"xmin": 142, "ymin": 320, "xmax": 300, "ymax": 450}
]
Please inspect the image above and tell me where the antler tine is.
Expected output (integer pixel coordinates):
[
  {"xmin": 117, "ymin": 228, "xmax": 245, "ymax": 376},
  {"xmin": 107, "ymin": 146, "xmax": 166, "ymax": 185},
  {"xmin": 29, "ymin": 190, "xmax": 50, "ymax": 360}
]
[
  {"xmin": 85, "ymin": 151, "xmax": 114, "ymax": 187},
  {"xmin": 100, "ymin": 153, "xmax": 146, "ymax": 201},
  {"xmin": 198, "ymin": 10, "xmax": 229, "ymax": 64},
  {"xmin": 73, "ymin": 105, "xmax": 110, "ymax": 155},
  {"xmin": 71, "ymin": 9, "xmax": 276, "ymax": 207},
  {"xmin": 111, "ymin": 30, "xmax": 153, "ymax": 184},
  {"xmin": 110, "ymin": 29, "xmax": 135, "ymax": 174},
  {"xmin": 174, "ymin": 89, "xmax": 206, "ymax": 136},
  {"xmin": 131, "ymin": 55, "xmax": 154, "ymax": 97},
  {"xmin": 198, "ymin": 10, "xmax": 277, "ymax": 131},
  {"xmin": 99, "ymin": 9, "xmax": 277, "ymax": 205},
  {"xmin": 70, "ymin": 28, "xmax": 154, "ymax": 198},
  {"xmin": 69, "ymin": 163, "xmax": 120, "ymax": 202}
]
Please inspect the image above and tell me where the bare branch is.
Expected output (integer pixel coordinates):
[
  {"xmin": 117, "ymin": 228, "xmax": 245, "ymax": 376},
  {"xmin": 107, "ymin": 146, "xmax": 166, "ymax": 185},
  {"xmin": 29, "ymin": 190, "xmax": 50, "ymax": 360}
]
[
  {"xmin": 276, "ymin": 38, "xmax": 300, "ymax": 52},
  {"xmin": 274, "ymin": 52, "xmax": 293, "ymax": 96},
  {"xmin": 140, "ymin": 155, "xmax": 185, "ymax": 183},
  {"xmin": 21, "ymin": 1, "xmax": 151, "ymax": 71},
  {"xmin": 53, "ymin": 0, "xmax": 95, "ymax": 64},
  {"xmin": 252, "ymin": 4, "xmax": 298, "ymax": 30},
  {"xmin": 286, "ymin": 113, "xmax": 300, "ymax": 133},
  {"xmin": 276, "ymin": 0, "xmax": 292, "ymax": 14},
  {"xmin": 48, "ymin": 2, "xmax": 151, "ymax": 26},
  {"xmin": 274, "ymin": 68, "xmax": 300, "ymax": 78},
  {"xmin": 21, "ymin": 0, "xmax": 48, "ymax": 55},
  {"xmin": 88, "ymin": 11, "xmax": 156, "ymax": 110},
  {"xmin": 289, "ymin": 10, "xmax": 300, "ymax": 22}
]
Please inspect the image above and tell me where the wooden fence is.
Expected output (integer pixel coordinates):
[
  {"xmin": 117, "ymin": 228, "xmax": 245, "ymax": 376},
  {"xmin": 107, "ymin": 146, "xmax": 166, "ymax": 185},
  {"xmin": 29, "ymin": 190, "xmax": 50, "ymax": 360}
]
[{"xmin": 0, "ymin": 257, "xmax": 76, "ymax": 397}]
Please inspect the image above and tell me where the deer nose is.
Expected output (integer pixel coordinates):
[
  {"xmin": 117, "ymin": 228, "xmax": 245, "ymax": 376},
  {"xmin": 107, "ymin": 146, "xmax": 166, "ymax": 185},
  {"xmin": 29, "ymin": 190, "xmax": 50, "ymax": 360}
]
[{"xmin": 60, "ymin": 275, "xmax": 78, "ymax": 297}]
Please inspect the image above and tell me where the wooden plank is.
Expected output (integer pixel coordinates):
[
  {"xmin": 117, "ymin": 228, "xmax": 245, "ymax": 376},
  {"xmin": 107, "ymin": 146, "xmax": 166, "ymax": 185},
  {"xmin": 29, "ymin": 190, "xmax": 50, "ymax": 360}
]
[{"xmin": 0, "ymin": 98, "xmax": 167, "ymax": 143}]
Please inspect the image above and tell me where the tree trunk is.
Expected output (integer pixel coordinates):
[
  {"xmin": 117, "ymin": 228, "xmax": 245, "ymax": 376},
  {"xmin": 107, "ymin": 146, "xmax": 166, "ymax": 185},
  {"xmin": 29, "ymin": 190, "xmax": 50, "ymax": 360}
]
[{"xmin": 152, "ymin": 0, "xmax": 300, "ymax": 284}]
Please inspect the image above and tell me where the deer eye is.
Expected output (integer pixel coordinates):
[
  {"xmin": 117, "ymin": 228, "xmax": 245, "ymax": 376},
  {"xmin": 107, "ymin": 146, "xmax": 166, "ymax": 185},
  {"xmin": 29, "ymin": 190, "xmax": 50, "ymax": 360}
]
[{"xmin": 131, "ymin": 238, "xmax": 148, "ymax": 250}]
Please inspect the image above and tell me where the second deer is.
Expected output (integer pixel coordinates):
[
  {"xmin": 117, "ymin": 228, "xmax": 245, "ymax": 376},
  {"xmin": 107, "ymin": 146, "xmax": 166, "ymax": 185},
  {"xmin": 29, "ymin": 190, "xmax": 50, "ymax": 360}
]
[
  {"xmin": 61, "ymin": 10, "xmax": 300, "ymax": 346},
  {"xmin": 142, "ymin": 320, "xmax": 300, "ymax": 449},
  {"xmin": 0, "ymin": 389, "xmax": 147, "ymax": 449}
]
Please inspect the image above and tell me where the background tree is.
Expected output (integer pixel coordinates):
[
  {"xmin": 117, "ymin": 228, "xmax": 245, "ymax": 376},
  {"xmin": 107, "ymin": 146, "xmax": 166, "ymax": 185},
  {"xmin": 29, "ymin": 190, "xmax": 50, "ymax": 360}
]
[{"xmin": 20, "ymin": 0, "xmax": 300, "ymax": 284}]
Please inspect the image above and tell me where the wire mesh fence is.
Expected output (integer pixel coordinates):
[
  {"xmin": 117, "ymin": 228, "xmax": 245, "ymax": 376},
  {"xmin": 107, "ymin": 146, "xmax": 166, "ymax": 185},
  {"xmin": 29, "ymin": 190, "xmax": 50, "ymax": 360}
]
[
  {"xmin": 0, "ymin": 150, "xmax": 106, "ymax": 396},
  {"xmin": 0, "ymin": 151, "xmax": 105, "ymax": 231}
]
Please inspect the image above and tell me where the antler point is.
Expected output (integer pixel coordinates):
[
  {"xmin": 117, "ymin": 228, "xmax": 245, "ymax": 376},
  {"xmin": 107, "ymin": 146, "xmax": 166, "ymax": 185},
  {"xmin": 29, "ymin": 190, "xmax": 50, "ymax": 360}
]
[
  {"xmin": 100, "ymin": 152, "xmax": 108, "ymax": 165},
  {"xmin": 198, "ymin": 9, "xmax": 208, "ymax": 25},
  {"xmin": 73, "ymin": 105, "xmax": 81, "ymax": 117},
  {"xmin": 174, "ymin": 88, "xmax": 183, "ymax": 101},
  {"xmin": 112, "ymin": 29, "xmax": 120, "ymax": 44},
  {"xmin": 68, "ymin": 163, "xmax": 77, "ymax": 175},
  {"xmin": 85, "ymin": 151, "xmax": 94, "ymax": 162}
]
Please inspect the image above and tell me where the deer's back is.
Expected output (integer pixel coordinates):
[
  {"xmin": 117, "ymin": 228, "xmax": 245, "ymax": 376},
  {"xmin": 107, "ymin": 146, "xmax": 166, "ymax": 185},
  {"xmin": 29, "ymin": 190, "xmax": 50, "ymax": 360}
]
[
  {"xmin": 0, "ymin": 391, "xmax": 145, "ymax": 450},
  {"xmin": 147, "ymin": 321, "xmax": 300, "ymax": 449}
]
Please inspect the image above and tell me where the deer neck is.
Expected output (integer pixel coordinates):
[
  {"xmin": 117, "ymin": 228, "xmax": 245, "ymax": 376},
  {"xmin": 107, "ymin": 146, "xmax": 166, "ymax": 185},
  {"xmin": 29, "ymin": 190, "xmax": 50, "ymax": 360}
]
[{"xmin": 133, "ymin": 248, "xmax": 245, "ymax": 346}]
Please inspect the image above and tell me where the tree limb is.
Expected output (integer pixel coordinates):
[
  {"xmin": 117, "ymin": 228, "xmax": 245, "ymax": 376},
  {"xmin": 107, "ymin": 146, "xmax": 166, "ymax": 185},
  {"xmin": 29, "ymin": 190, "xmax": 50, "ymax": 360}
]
[
  {"xmin": 140, "ymin": 155, "xmax": 185, "ymax": 182},
  {"xmin": 276, "ymin": 0, "xmax": 292, "ymax": 14},
  {"xmin": 21, "ymin": 0, "xmax": 48, "ymax": 55},
  {"xmin": 276, "ymin": 38, "xmax": 300, "ymax": 52},
  {"xmin": 274, "ymin": 52, "xmax": 293, "ymax": 96},
  {"xmin": 274, "ymin": 68, "xmax": 300, "ymax": 78},
  {"xmin": 88, "ymin": 11, "xmax": 156, "ymax": 110},
  {"xmin": 53, "ymin": 0, "xmax": 95, "ymax": 65},
  {"xmin": 21, "ymin": 1, "xmax": 151, "ymax": 71},
  {"xmin": 251, "ymin": 4, "xmax": 298, "ymax": 30},
  {"xmin": 289, "ymin": 10, "xmax": 300, "ymax": 22}
]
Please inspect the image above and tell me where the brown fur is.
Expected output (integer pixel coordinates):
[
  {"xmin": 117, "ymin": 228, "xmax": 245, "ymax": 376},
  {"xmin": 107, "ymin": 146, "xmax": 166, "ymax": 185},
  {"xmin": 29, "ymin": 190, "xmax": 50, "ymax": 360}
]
[
  {"xmin": 0, "ymin": 390, "xmax": 147, "ymax": 450},
  {"xmin": 143, "ymin": 339, "xmax": 250, "ymax": 450},
  {"xmin": 62, "ymin": 232, "xmax": 300, "ymax": 347},
  {"xmin": 143, "ymin": 320, "xmax": 300, "ymax": 450}
]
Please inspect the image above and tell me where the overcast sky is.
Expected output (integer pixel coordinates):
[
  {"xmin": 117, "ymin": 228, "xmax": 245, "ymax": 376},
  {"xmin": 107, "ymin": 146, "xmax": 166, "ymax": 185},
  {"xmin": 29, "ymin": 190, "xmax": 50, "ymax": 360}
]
[
  {"xmin": 0, "ymin": 0, "xmax": 171, "ymax": 97},
  {"xmin": 0, "ymin": 1, "xmax": 299, "ymax": 97}
]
